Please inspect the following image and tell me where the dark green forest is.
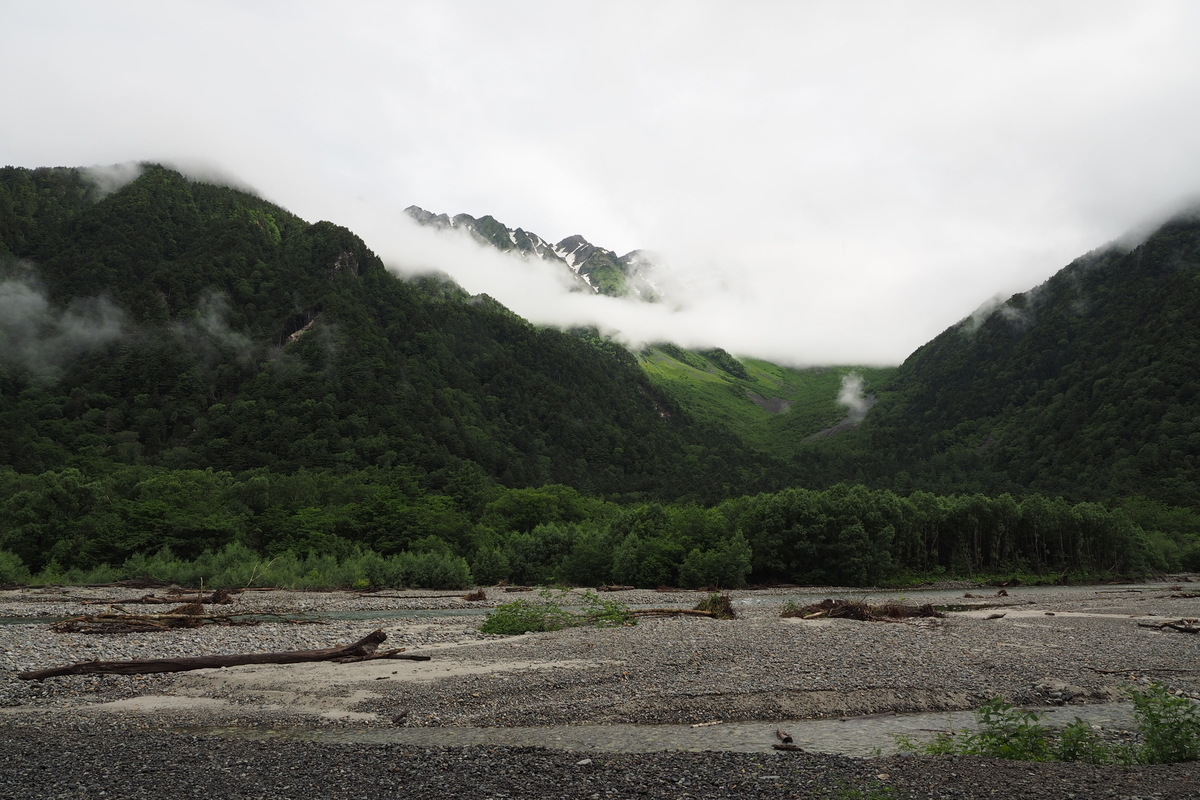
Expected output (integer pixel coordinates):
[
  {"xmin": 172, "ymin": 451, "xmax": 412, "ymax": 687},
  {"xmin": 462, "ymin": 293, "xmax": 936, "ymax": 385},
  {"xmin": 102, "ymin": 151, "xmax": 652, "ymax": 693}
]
[
  {"xmin": 2, "ymin": 164, "xmax": 1198, "ymax": 588},
  {"xmin": 821, "ymin": 215, "xmax": 1200, "ymax": 509}
]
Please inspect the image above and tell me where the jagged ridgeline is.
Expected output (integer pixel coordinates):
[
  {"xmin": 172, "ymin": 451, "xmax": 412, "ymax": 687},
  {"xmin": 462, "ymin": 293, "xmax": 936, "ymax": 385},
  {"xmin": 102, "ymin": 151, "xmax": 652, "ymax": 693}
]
[
  {"xmin": 0, "ymin": 164, "xmax": 778, "ymax": 498},
  {"xmin": 839, "ymin": 212, "xmax": 1200, "ymax": 507},
  {"xmin": 405, "ymin": 205, "xmax": 660, "ymax": 301}
]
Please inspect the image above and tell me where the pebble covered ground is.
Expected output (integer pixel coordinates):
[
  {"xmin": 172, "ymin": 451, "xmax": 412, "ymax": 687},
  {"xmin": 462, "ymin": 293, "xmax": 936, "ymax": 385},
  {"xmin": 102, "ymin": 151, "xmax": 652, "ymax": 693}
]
[{"xmin": 2, "ymin": 581, "xmax": 1199, "ymax": 798}]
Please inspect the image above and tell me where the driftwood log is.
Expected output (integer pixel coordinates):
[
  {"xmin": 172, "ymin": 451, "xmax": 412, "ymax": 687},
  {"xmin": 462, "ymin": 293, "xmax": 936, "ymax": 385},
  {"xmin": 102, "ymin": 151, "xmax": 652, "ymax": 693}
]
[
  {"xmin": 1137, "ymin": 619, "xmax": 1200, "ymax": 634},
  {"xmin": 51, "ymin": 606, "xmax": 320, "ymax": 634},
  {"xmin": 783, "ymin": 598, "xmax": 944, "ymax": 622},
  {"xmin": 18, "ymin": 629, "xmax": 429, "ymax": 681},
  {"xmin": 83, "ymin": 589, "xmax": 237, "ymax": 606}
]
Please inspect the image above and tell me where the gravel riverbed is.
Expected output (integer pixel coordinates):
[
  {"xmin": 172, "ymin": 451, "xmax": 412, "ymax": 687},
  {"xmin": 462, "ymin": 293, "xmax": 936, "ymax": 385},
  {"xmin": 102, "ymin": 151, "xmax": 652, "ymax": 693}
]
[{"xmin": 2, "ymin": 581, "xmax": 1198, "ymax": 798}]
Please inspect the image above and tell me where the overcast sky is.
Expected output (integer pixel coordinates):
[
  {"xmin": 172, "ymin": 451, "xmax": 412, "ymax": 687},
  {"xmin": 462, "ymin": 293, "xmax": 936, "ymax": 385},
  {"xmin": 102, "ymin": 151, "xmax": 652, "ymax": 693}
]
[{"xmin": 4, "ymin": 1, "xmax": 1200, "ymax": 365}]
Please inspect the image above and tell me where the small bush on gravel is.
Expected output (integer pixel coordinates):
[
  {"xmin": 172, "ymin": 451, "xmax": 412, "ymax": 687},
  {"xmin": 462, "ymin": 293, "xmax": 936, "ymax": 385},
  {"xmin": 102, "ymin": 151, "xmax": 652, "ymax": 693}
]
[
  {"xmin": 1054, "ymin": 717, "xmax": 1113, "ymax": 764},
  {"xmin": 480, "ymin": 589, "xmax": 635, "ymax": 635},
  {"xmin": 780, "ymin": 600, "xmax": 804, "ymax": 618},
  {"xmin": 580, "ymin": 590, "xmax": 636, "ymax": 627},
  {"xmin": 694, "ymin": 593, "xmax": 736, "ymax": 619},
  {"xmin": 906, "ymin": 697, "xmax": 1053, "ymax": 761},
  {"xmin": 1132, "ymin": 682, "xmax": 1200, "ymax": 763},
  {"xmin": 898, "ymin": 684, "xmax": 1200, "ymax": 765},
  {"xmin": 480, "ymin": 597, "xmax": 574, "ymax": 635},
  {"xmin": 826, "ymin": 781, "xmax": 901, "ymax": 800}
]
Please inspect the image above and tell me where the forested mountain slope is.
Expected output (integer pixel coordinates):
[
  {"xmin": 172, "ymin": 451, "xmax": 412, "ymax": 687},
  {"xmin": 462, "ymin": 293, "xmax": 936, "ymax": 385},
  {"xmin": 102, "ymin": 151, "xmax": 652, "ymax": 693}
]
[
  {"xmin": 2, "ymin": 163, "xmax": 1196, "ymax": 585},
  {"xmin": 842, "ymin": 212, "xmax": 1200, "ymax": 506},
  {"xmin": 0, "ymin": 165, "xmax": 779, "ymax": 501},
  {"xmin": 638, "ymin": 344, "xmax": 895, "ymax": 458}
]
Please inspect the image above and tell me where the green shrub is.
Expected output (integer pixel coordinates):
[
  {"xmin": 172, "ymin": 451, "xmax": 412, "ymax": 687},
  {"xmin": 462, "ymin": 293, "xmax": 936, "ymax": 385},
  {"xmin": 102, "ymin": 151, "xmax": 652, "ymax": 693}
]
[
  {"xmin": 579, "ymin": 590, "xmax": 636, "ymax": 627},
  {"xmin": 480, "ymin": 597, "xmax": 573, "ymax": 635},
  {"xmin": 898, "ymin": 685, "xmax": 1200, "ymax": 765},
  {"xmin": 1054, "ymin": 717, "xmax": 1111, "ymax": 764},
  {"xmin": 1131, "ymin": 682, "xmax": 1200, "ymax": 764},
  {"xmin": 480, "ymin": 589, "xmax": 635, "ymax": 635},
  {"xmin": 694, "ymin": 593, "xmax": 737, "ymax": 619},
  {"xmin": 0, "ymin": 550, "xmax": 31, "ymax": 584},
  {"xmin": 968, "ymin": 697, "xmax": 1053, "ymax": 760}
]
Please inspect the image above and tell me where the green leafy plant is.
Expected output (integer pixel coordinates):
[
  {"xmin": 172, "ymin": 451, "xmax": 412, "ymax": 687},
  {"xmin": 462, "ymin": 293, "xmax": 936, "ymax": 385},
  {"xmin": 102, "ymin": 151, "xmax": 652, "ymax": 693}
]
[
  {"xmin": 694, "ymin": 592, "xmax": 737, "ymax": 619},
  {"xmin": 897, "ymin": 698, "xmax": 1052, "ymax": 761},
  {"xmin": 780, "ymin": 599, "xmax": 804, "ymax": 618},
  {"xmin": 969, "ymin": 697, "xmax": 1053, "ymax": 761},
  {"xmin": 1053, "ymin": 717, "xmax": 1110, "ymax": 764},
  {"xmin": 1130, "ymin": 682, "xmax": 1200, "ymax": 764},
  {"xmin": 480, "ymin": 589, "xmax": 635, "ymax": 635},
  {"xmin": 579, "ymin": 590, "xmax": 636, "ymax": 628},
  {"xmin": 824, "ymin": 780, "xmax": 900, "ymax": 800},
  {"xmin": 479, "ymin": 597, "xmax": 574, "ymax": 635},
  {"xmin": 899, "ymin": 684, "xmax": 1200, "ymax": 765}
]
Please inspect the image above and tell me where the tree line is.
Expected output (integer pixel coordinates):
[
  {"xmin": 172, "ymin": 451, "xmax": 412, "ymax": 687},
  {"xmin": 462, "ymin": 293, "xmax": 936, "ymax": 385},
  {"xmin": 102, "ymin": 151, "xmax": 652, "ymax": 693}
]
[{"xmin": 1, "ymin": 465, "xmax": 1192, "ymax": 588}]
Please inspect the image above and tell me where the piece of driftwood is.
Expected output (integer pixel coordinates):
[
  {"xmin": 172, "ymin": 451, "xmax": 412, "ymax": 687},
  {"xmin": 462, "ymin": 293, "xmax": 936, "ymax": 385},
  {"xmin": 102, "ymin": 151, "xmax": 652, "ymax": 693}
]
[
  {"xmin": 18, "ymin": 629, "xmax": 426, "ymax": 680},
  {"xmin": 51, "ymin": 605, "xmax": 319, "ymax": 634},
  {"xmin": 772, "ymin": 743, "xmax": 805, "ymax": 752},
  {"xmin": 693, "ymin": 594, "xmax": 737, "ymax": 620},
  {"xmin": 354, "ymin": 592, "xmax": 468, "ymax": 600},
  {"xmin": 1137, "ymin": 619, "xmax": 1200, "ymax": 634},
  {"xmin": 782, "ymin": 598, "xmax": 944, "ymax": 622},
  {"xmin": 332, "ymin": 647, "xmax": 432, "ymax": 664},
  {"xmin": 83, "ymin": 589, "xmax": 236, "ymax": 606},
  {"xmin": 1086, "ymin": 666, "xmax": 1200, "ymax": 675},
  {"xmin": 776, "ymin": 729, "xmax": 793, "ymax": 744},
  {"xmin": 84, "ymin": 578, "xmax": 175, "ymax": 589}
]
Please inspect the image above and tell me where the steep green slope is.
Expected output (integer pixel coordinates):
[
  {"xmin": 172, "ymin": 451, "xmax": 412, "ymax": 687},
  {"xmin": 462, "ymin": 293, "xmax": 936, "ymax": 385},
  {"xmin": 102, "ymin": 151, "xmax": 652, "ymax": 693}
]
[
  {"xmin": 638, "ymin": 344, "xmax": 896, "ymax": 458},
  {"xmin": 845, "ymin": 212, "xmax": 1200, "ymax": 505},
  {"xmin": 0, "ymin": 165, "xmax": 781, "ymax": 501}
]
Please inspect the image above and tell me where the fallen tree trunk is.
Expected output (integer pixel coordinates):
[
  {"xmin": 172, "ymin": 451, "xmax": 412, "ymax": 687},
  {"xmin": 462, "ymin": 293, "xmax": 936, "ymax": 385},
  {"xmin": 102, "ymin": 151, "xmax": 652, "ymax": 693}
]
[
  {"xmin": 51, "ymin": 607, "xmax": 319, "ymax": 634},
  {"xmin": 83, "ymin": 589, "xmax": 237, "ymax": 606},
  {"xmin": 1137, "ymin": 620, "xmax": 1200, "ymax": 634},
  {"xmin": 18, "ymin": 629, "xmax": 429, "ymax": 681}
]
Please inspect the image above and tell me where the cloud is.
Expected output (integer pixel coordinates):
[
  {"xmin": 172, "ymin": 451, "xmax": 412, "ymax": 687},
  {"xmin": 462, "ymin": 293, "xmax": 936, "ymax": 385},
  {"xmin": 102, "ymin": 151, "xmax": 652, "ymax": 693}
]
[
  {"xmin": 171, "ymin": 290, "xmax": 258, "ymax": 365},
  {"xmin": 81, "ymin": 162, "xmax": 143, "ymax": 197},
  {"xmin": 4, "ymin": 2, "xmax": 1200, "ymax": 365},
  {"xmin": 0, "ymin": 271, "xmax": 125, "ymax": 375},
  {"xmin": 836, "ymin": 372, "xmax": 872, "ymax": 424}
]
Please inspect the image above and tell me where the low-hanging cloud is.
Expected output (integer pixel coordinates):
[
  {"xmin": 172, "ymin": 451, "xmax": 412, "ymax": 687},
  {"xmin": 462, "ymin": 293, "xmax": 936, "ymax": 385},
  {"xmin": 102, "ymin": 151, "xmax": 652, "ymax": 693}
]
[
  {"xmin": 81, "ymin": 162, "xmax": 144, "ymax": 198},
  {"xmin": 171, "ymin": 290, "xmax": 259, "ymax": 365},
  {"xmin": 0, "ymin": 269, "xmax": 271, "ymax": 378},
  {"xmin": 0, "ymin": 272, "xmax": 126, "ymax": 375},
  {"xmin": 836, "ymin": 372, "xmax": 872, "ymax": 423},
  {"xmin": 368, "ymin": 210, "xmax": 904, "ymax": 367}
]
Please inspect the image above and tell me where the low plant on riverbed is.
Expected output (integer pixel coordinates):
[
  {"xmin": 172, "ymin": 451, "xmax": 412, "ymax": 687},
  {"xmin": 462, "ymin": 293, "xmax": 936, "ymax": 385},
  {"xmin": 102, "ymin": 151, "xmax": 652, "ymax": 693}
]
[
  {"xmin": 1131, "ymin": 682, "xmax": 1200, "ymax": 763},
  {"xmin": 896, "ymin": 684, "xmax": 1200, "ymax": 764},
  {"xmin": 825, "ymin": 781, "xmax": 901, "ymax": 800},
  {"xmin": 480, "ymin": 589, "xmax": 635, "ymax": 635},
  {"xmin": 694, "ymin": 593, "xmax": 737, "ymax": 619}
]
